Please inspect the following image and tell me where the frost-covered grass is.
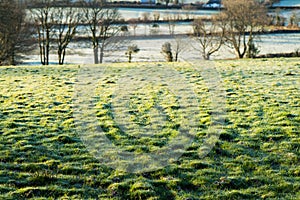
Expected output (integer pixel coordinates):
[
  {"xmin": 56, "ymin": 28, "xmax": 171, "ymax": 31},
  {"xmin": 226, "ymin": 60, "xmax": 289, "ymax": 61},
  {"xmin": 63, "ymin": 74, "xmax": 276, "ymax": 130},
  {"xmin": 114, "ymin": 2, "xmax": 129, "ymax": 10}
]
[{"xmin": 0, "ymin": 58, "xmax": 299, "ymax": 199}]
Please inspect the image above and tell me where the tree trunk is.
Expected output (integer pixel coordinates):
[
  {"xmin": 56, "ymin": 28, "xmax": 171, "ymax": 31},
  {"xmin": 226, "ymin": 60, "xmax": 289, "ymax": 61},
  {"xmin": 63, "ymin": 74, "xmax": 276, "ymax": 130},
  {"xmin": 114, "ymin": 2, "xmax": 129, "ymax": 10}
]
[
  {"xmin": 246, "ymin": 33, "xmax": 254, "ymax": 58},
  {"xmin": 46, "ymin": 30, "xmax": 50, "ymax": 65},
  {"xmin": 204, "ymin": 54, "xmax": 210, "ymax": 60},
  {"xmin": 62, "ymin": 49, "xmax": 66, "ymax": 65},
  {"xmin": 175, "ymin": 52, "xmax": 178, "ymax": 62},
  {"xmin": 167, "ymin": 52, "xmax": 173, "ymax": 62},
  {"xmin": 58, "ymin": 48, "xmax": 66, "ymax": 65},
  {"xmin": 58, "ymin": 49, "xmax": 62, "ymax": 65},
  {"xmin": 128, "ymin": 52, "xmax": 132, "ymax": 63},
  {"xmin": 38, "ymin": 29, "xmax": 45, "ymax": 65},
  {"xmin": 99, "ymin": 46, "xmax": 104, "ymax": 64},
  {"xmin": 93, "ymin": 45, "xmax": 99, "ymax": 64},
  {"xmin": 236, "ymin": 48, "xmax": 245, "ymax": 59},
  {"xmin": 202, "ymin": 49, "xmax": 210, "ymax": 60},
  {"xmin": 38, "ymin": 30, "xmax": 46, "ymax": 65},
  {"xmin": 9, "ymin": 51, "xmax": 15, "ymax": 65},
  {"xmin": 238, "ymin": 52, "xmax": 243, "ymax": 59},
  {"xmin": 41, "ymin": 46, "xmax": 45, "ymax": 65}
]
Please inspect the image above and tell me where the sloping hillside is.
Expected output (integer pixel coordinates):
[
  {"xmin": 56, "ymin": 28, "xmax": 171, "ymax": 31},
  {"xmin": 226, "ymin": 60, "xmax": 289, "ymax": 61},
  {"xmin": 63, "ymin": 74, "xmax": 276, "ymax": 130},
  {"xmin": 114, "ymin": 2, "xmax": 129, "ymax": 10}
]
[{"xmin": 0, "ymin": 58, "xmax": 299, "ymax": 199}]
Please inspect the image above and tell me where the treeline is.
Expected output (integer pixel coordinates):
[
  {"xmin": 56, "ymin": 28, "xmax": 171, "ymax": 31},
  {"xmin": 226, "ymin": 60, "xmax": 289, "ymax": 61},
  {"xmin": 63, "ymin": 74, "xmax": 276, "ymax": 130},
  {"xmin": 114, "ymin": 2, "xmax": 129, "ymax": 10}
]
[
  {"xmin": 1, "ymin": 0, "xmax": 299, "ymax": 65},
  {"xmin": 175, "ymin": 0, "xmax": 299, "ymax": 60},
  {"xmin": 0, "ymin": 0, "xmax": 123, "ymax": 65},
  {"xmin": 0, "ymin": 1, "xmax": 34, "ymax": 65}
]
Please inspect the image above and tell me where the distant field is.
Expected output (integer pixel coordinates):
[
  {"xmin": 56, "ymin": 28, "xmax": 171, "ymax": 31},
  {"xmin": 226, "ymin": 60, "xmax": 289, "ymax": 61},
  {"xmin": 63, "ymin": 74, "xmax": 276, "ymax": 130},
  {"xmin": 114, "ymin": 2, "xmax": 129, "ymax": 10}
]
[{"xmin": 0, "ymin": 58, "xmax": 299, "ymax": 199}]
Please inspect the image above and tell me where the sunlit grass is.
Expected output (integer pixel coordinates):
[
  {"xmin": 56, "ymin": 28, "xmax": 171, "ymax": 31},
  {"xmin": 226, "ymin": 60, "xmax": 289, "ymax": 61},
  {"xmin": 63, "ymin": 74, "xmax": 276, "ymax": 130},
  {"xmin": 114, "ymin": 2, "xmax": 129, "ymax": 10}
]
[{"xmin": 0, "ymin": 58, "xmax": 299, "ymax": 199}]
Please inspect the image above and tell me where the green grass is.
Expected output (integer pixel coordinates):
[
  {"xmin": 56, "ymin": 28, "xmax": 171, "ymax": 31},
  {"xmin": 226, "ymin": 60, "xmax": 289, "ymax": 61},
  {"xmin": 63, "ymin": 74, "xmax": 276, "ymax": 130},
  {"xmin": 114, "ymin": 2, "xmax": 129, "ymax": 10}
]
[{"xmin": 0, "ymin": 58, "xmax": 299, "ymax": 199}]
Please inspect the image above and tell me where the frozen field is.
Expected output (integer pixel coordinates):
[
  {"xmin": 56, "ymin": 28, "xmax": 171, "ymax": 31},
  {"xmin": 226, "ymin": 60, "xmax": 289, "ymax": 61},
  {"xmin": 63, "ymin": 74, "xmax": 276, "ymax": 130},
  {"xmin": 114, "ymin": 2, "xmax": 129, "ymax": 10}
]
[{"xmin": 23, "ymin": 33, "xmax": 300, "ymax": 64}]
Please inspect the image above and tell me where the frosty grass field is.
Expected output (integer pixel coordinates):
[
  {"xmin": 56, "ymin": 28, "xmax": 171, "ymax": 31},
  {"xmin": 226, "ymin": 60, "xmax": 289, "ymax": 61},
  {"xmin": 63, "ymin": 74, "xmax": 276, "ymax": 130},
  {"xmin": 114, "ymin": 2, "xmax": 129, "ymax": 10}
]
[{"xmin": 0, "ymin": 58, "xmax": 299, "ymax": 199}]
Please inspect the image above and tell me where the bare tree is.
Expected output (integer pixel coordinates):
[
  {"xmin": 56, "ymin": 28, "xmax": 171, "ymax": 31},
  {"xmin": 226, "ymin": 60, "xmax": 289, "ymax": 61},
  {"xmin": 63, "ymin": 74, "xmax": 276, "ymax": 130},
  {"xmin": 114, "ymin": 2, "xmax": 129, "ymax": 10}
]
[
  {"xmin": 141, "ymin": 12, "xmax": 150, "ymax": 36},
  {"xmin": 273, "ymin": 8, "xmax": 285, "ymax": 26},
  {"xmin": 153, "ymin": 11, "xmax": 160, "ymax": 21},
  {"xmin": 192, "ymin": 17, "xmax": 224, "ymax": 60},
  {"xmin": 30, "ymin": 0, "xmax": 55, "ymax": 65},
  {"xmin": 128, "ymin": 18, "xmax": 139, "ymax": 36},
  {"xmin": 0, "ymin": 0, "xmax": 34, "ymax": 65},
  {"xmin": 52, "ymin": 6, "xmax": 81, "ymax": 65},
  {"xmin": 142, "ymin": 12, "xmax": 151, "ymax": 22},
  {"xmin": 182, "ymin": 4, "xmax": 195, "ymax": 20},
  {"xmin": 165, "ymin": 14, "xmax": 177, "ymax": 35},
  {"xmin": 171, "ymin": 36, "xmax": 187, "ymax": 62},
  {"xmin": 82, "ymin": 0, "xmax": 122, "ymax": 64},
  {"xmin": 125, "ymin": 44, "xmax": 140, "ymax": 63},
  {"xmin": 288, "ymin": 11, "xmax": 299, "ymax": 28},
  {"xmin": 220, "ymin": 0, "xmax": 268, "ymax": 58}
]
